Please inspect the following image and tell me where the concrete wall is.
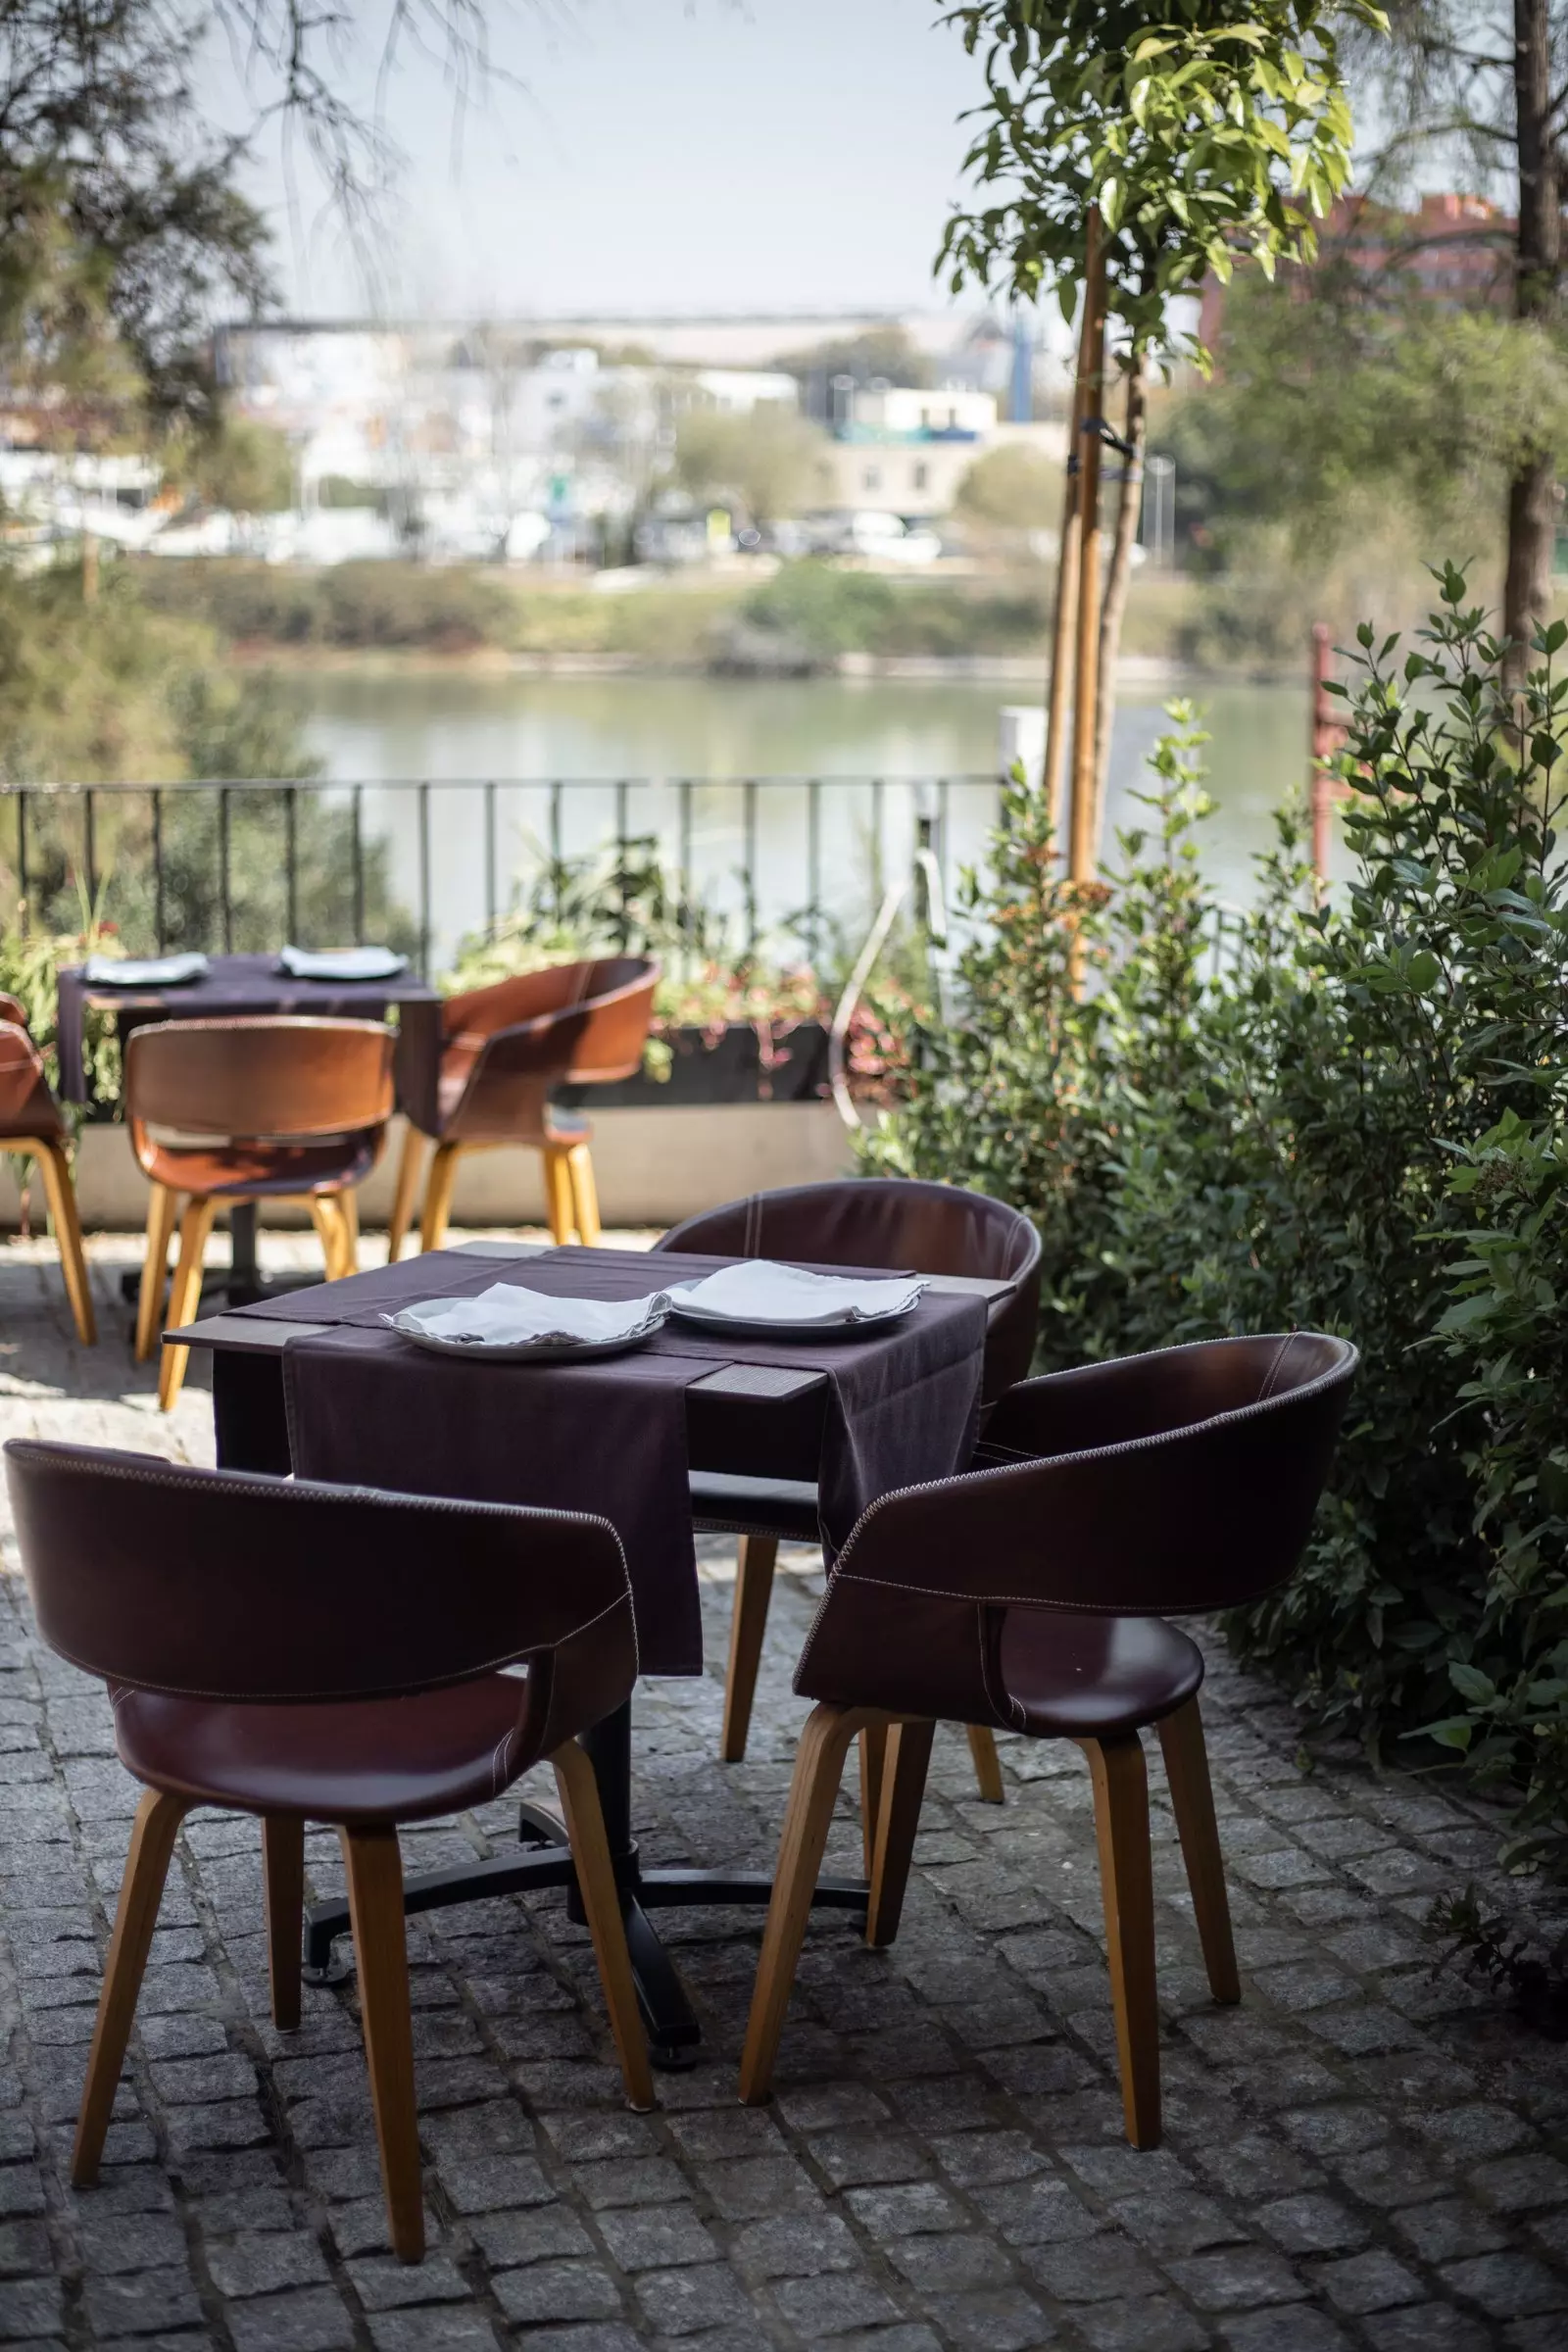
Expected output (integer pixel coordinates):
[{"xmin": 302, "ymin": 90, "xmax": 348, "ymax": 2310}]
[{"xmin": 0, "ymin": 1105, "xmax": 857, "ymax": 1234}]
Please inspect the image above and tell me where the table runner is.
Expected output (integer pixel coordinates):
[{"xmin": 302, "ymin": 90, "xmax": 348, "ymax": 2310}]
[
  {"xmin": 246, "ymin": 1247, "xmax": 988, "ymax": 1679},
  {"xmin": 56, "ymin": 953, "xmax": 444, "ymax": 1130}
]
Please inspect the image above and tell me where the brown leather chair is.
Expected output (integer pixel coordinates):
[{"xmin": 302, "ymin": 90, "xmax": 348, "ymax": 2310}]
[
  {"xmin": 0, "ymin": 994, "xmax": 94, "ymax": 1346},
  {"xmin": 4, "ymin": 1438, "xmax": 653, "ymax": 2262},
  {"xmin": 737, "ymin": 1330, "xmax": 1357, "ymax": 2148},
  {"xmin": 125, "ymin": 1017, "xmax": 396, "ymax": 1410},
  {"xmin": 386, "ymin": 956, "xmax": 659, "ymax": 1259},
  {"xmin": 653, "ymin": 1180, "xmax": 1043, "ymax": 1796}
]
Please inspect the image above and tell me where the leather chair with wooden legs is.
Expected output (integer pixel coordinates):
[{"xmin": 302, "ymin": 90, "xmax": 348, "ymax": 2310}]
[
  {"xmin": 384, "ymin": 956, "xmax": 658, "ymax": 1259},
  {"xmin": 0, "ymin": 994, "xmax": 95, "ymax": 1346},
  {"xmin": 4, "ymin": 1439, "xmax": 654, "ymax": 2264},
  {"xmin": 124, "ymin": 1017, "xmax": 396, "ymax": 1410},
  {"xmin": 737, "ymin": 1330, "xmax": 1357, "ymax": 2149},
  {"xmin": 652, "ymin": 1179, "xmax": 1042, "ymax": 1801}
]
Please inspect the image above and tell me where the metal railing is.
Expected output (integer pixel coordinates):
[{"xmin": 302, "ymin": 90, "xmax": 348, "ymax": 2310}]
[{"xmin": 0, "ymin": 774, "xmax": 1007, "ymax": 977}]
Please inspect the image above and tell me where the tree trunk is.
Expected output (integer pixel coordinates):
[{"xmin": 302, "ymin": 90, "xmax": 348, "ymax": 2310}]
[
  {"xmin": 1091, "ymin": 358, "xmax": 1148, "ymax": 852},
  {"xmin": 1505, "ymin": 0, "xmax": 1560, "ymax": 669}
]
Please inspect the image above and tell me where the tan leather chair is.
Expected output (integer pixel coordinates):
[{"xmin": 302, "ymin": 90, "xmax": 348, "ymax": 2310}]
[
  {"xmin": 0, "ymin": 992, "xmax": 94, "ymax": 1346},
  {"xmin": 125, "ymin": 1017, "xmax": 395, "ymax": 1409},
  {"xmin": 4, "ymin": 1438, "xmax": 653, "ymax": 2264},
  {"xmin": 386, "ymin": 957, "xmax": 658, "ymax": 1258},
  {"xmin": 738, "ymin": 1332, "xmax": 1357, "ymax": 2149},
  {"xmin": 653, "ymin": 1180, "xmax": 1043, "ymax": 1799}
]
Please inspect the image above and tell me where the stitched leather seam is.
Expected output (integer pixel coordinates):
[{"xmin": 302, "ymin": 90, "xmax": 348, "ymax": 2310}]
[
  {"xmin": 822, "ymin": 1338, "xmax": 1356, "ymax": 1585},
  {"xmin": 976, "ymin": 1604, "xmax": 1025, "ymax": 1732},
  {"xmin": 1256, "ymin": 1333, "xmax": 1295, "ymax": 1400},
  {"xmin": 829, "ymin": 1568, "xmax": 1226, "ymax": 1619}
]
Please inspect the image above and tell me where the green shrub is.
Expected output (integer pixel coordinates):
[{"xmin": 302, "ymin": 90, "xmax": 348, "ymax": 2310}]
[{"xmin": 867, "ymin": 569, "xmax": 1568, "ymax": 1870}]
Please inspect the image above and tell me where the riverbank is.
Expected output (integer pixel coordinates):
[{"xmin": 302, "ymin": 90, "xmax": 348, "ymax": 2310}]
[{"xmin": 131, "ymin": 555, "xmax": 1291, "ymax": 680}]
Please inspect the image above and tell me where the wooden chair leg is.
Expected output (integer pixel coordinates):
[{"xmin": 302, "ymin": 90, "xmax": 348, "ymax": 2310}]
[
  {"xmin": 339, "ymin": 1826, "xmax": 424, "ymax": 2263},
  {"xmin": 967, "ymin": 1724, "xmax": 1005, "ymax": 1804},
  {"xmin": 1156, "ymin": 1696, "xmax": 1240, "ymax": 2004},
  {"xmin": 720, "ymin": 1534, "xmax": 777, "ymax": 1764},
  {"xmin": 866, "ymin": 1719, "xmax": 935, "ymax": 1948},
  {"xmin": 308, "ymin": 1197, "xmax": 339, "ymax": 1280},
  {"xmin": 134, "ymin": 1183, "xmax": 179, "ymax": 1363},
  {"xmin": 858, "ymin": 1726, "xmax": 887, "ymax": 1882},
  {"xmin": 262, "ymin": 1817, "xmax": 305, "ymax": 2032},
  {"xmin": 158, "ymin": 1197, "xmax": 216, "ymax": 1411},
  {"xmin": 418, "ymin": 1142, "xmax": 461, "ymax": 1254},
  {"xmin": 541, "ymin": 1143, "xmax": 574, "ymax": 1246},
  {"xmin": 1084, "ymin": 1733, "xmax": 1161, "ymax": 2149},
  {"xmin": 549, "ymin": 1740, "xmax": 654, "ymax": 2112},
  {"xmin": 739, "ymin": 1703, "xmax": 871, "ymax": 2104},
  {"xmin": 339, "ymin": 1188, "xmax": 360, "ymax": 1276},
  {"xmin": 73, "ymin": 1789, "xmax": 188, "ymax": 2183},
  {"xmin": 385, "ymin": 1127, "xmax": 425, "ymax": 1263},
  {"xmin": 566, "ymin": 1142, "xmax": 601, "ymax": 1246},
  {"xmin": 36, "ymin": 1140, "xmax": 95, "ymax": 1347}
]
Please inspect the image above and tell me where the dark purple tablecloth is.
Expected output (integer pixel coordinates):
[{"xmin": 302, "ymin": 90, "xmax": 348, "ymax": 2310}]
[
  {"xmin": 246, "ymin": 1247, "xmax": 988, "ymax": 1679},
  {"xmin": 56, "ymin": 953, "xmax": 444, "ymax": 1130}
]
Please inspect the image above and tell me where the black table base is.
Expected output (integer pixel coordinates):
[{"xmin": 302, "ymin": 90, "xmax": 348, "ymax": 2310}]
[{"xmin": 300, "ymin": 1698, "xmax": 868, "ymax": 2070}]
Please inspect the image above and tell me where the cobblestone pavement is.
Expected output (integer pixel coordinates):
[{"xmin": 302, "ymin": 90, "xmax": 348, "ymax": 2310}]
[{"xmin": 1, "ymin": 1233, "xmax": 1568, "ymax": 2352}]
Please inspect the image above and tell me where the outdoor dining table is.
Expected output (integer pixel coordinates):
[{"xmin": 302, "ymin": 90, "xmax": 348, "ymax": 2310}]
[
  {"xmin": 57, "ymin": 951, "xmax": 443, "ymax": 1299},
  {"xmin": 170, "ymin": 1237, "xmax": 1003, "ymax": 2067}
]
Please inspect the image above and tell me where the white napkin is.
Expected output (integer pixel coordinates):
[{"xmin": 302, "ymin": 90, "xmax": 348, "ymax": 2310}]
[
  {"xmin": 82, "ymin": 953, "xmax": 210, "ymax": 987},
  {"xmin": 280, "ymin": 945, "xmax": 407, "ymax": 981},
  {"xmin": 388, "ymin": 1281, "xmax": 671, "ymax": 1348},
  {"xmin": 670, "ymin": 1260, "xmax": 926, "ymax": 1327}
]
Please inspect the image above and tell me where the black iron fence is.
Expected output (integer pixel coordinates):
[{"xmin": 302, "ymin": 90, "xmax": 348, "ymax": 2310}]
[{"xmin": 0, "ymin": 774, "xmax": 1014, "ymax": 978}]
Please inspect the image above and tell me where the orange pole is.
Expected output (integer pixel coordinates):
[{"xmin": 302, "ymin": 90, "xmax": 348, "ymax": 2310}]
[{"xmin": 1042, "ymin": 305, "xmax": 1091, "ymax": 839}]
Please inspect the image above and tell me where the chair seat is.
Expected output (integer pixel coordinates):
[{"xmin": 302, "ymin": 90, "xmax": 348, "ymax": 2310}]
[
  {"xmin": 689, "ymin": 1470, "xmax": 821, "ymax": 1544},
  {"xmin": 139, "ymin": 1137, "xmax": 381, "ymax": 1200},
  {"xmin": 113, "ymin": 1673, "xmax": 534, "ymax": 1825},
  {"xmin": 997, "ymin": 1611, "xmax": 1203, "ymax": 1740}
]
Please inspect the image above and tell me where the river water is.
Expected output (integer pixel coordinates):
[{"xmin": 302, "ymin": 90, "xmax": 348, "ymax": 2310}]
[{"xmin": 295, "ymin": 669, "xmax": 1312, "ymax": 971}]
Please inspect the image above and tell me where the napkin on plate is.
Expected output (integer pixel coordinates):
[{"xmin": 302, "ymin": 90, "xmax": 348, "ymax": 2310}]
[
  {"xmin": 387, "ymin": 1281, "xmax": 671, "ymax": 1349},
  {"xmin": 280, "ymin": 945, "xmax": 408, "ymax": 981},
  {"xmin": 82, "ymin": 953, "xmax": 210, "ymax": 987},
  {"xmin": 669, "ymin": 1260, "xmax": 926, "ymax": 1326}
]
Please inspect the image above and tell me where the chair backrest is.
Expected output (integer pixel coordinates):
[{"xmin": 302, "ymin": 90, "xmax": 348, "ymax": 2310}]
[
  {"xmin": 793, "ymin": 1332, "xmax": 1357, "ymax": 1720},
  {"xmin": 5, "ymin": 1441, "xmax": 636, "ymax": 1756},
  {"xmin": 0, "ymin": 1013, "xmax": 62, "ymax": 1143},
  {"xmin": 444, "ymin": 958, "xmax": 659, "ymax": 1132},
  {"xmin": 654, "ymin": 1178, "xmax": 1043, "ymax": 1402},
  {"xmin": 124, "ymin": 1018, "xmax": 395, "ymax": 1143}
]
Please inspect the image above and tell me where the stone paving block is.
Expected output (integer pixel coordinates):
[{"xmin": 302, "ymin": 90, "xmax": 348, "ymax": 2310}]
[
  {"xmin": 915, "ymin": 2283, "xmax": 1055, "ymax": 2348},
  {"xmin": 1359, "ymin": 2309, "xmax": 1496, "ymax": 2352},
  {"xmin": 1251, "ymin": 2192, "xmax": 1370, "ymax": 2255},
  {"xmin": 770, "ymin": 2270, "xmax": 903, "ymax": 2337},
  {"xmin": 0, "ymin": 2278, "xmax": 64, "ymax": 2338},
  {"xmin": 1023, "ymin": 2233, "xmax": 1164, "ymax": 2303},
  {"xmin": 1311, "ymin": 2248, "xmax": 1423, "ymax": 2313},
  {"xmin": 1165, "ymin": 2247, "xmax": 1309, "ymax": 2310},
  {"xmin": 203, "ymin": 2230, "xmax": 332, "ymax": 2298},
  {"xmin": 806, "ymin": 2129, "xmax": 930, "ymax": 2187},
  {"xmin": 726, "ymin": 2211, "xmax": 858, "ymax": 2281},
  {"xmin": 344, "ymin": 2255, "xmax": 472, "ymax": 2311},
  {"xmin": 81, "ymin": 2267, "xmax": 206, "ymax": 2336},
  {"xmin": 365, "ymin": 2313, "xmax": 502, "ymax": 2352},
  {"xmin": 74, "ymin": 2208, "xmax": 191, "ymax": 2273},
  {"xmin": 224, "ymin": 2288, "xmax": 358, "ymax": 2352},
  {"xmin": 1072, "ymin": 2298, "xmax": 1213, "ymax": 2351},
  {"xmin": 431, "ymin": 2150, "xmax": 553, "ymax": 2212},
  {"xmin": 492, "ymin": 2260, "xmax": 624, "ymax": 2326},
  {"xmin": 1437, "ymin": 2249, "xmax": 1568, "ymax": 2317},
  {"xmin": 632, "ymin": 2263, "xmax": 754, "ymax": 2335},
  {"xmin": 466, "ymin": 2203, "xmax": 594, "ymax": 2267},
  {"xmin": 1217, "ymin": 2313, "xmax": 1351, "ymax": 2352},
  {"xmin": 594, "ymin": 2204, "xmax": 718, "ymax": 2271}
]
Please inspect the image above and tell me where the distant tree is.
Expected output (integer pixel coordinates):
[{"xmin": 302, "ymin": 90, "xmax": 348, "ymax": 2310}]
[
  {"xmin": 0, "ymin": 0, "xmax": 272, "ymax": 443},
  {"xmin": 955, "ymin": 441, "xmax": 1060, "ymax": 533},
  {"xmin": 181, "ymin": 416, "xmax": 296, "ymax": 513},
  {"xmin": 671, "ymin": 407, "xmax": 825, "ymax": 527},
  {"xmin": 1349, "ymin": 0, "xmax": 1568, "ymax": 666}
]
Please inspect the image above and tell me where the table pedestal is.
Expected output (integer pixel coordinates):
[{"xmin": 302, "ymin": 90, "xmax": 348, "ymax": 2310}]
[{"xmin": 298, "ymin": 1699, "xmax": 867, "ymax": 2070}]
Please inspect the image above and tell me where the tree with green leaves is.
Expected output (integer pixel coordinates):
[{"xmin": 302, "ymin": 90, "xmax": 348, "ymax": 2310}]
[
  {"xmin": 1349, "ymin": 2, "xmax": 1568, "ymax": 665},
  {"xmin": 671, "ymin": 406, "xmax": 825, "ymax": 530},
  {"xmin": 938, "ymin": 0, "xmax": 1380, "ymax": 844}
]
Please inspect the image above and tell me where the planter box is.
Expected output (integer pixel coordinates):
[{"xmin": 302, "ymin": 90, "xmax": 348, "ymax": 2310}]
[
  {"xmin": 0, "ymin": 1102, "xmax": 855, "ymax": 1233},
  {"xmin": 557, "ymin": 1020, "xmax": 830, "ymax": 1110}
]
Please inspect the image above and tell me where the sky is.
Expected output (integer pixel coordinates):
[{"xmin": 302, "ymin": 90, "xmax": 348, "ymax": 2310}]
[{"xmin": 220, "ymin": 1, "xmax": 995, "ymax": 321}]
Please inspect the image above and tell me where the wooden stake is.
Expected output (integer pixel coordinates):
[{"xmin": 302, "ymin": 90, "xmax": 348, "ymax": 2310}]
[
  {"xmin": 1068, "ymin": 208, "xmax": 1108, "ymax": 887},
  {"xmin": 1041, "ymin": 283, "xmax": 1092, "ymax": 837}
]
